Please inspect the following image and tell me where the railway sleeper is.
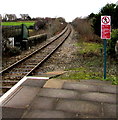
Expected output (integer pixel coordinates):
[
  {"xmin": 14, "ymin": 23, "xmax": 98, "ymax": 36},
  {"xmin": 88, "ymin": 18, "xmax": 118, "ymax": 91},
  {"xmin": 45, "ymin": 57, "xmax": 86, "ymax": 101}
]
[
  {"xmin": 0, "ymin": 86, "xmax": 12, "ymax": 89},
  {"xmin": 14, "ymin": 66, "xmax": 34, "ymax": 68},
  {"xmin": 8, "ymin": 71, "xmax": 29, "ymax": 74},
  {"xmin": 0, "ymin": 80, "xmax": 18, "ymax": 83},
  {"xmin": 21, "ymin": 63, "xmax": 38, "ymax": 65},
  {"xmin": 3, "ymin": 76, "xmax": 24, "ymax": 80},
  {"xmin": 12, "ymin": 68, "xmax": 32, "ymax": 71},
  {"xmin": 2, "ymin": 83, "xmax": 16, "ymax": 86}
]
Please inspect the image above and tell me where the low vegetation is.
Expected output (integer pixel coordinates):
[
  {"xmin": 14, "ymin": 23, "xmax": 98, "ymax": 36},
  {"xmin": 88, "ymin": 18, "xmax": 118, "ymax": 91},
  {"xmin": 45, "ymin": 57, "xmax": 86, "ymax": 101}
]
[
  {"xmin": 88, "ymin": 3, "xmax": 118, "ymax": 58},
  {"xmin": 107, "ymin": 29, "xmax": 118, "ymax": 57},
  {"xmin": 58, "ymin": 17, "xmax": 117, "ymax": 85},
  {"xmin": 2, "ymin": 21, "xmax": 35, "ymax": 27},
  {"xmin": 2, "ymin": 17, "xmax": 67, "ymax": 63},
  {"xmin": 5, "ymin": 46, "xmax": 21, "ymax": 56},
  {"xmin": 59, "ymin": 41, "xmax": 117, "ymax": 84},
  {"xmin": 72, "ymin": 18, "xmax": 101, "ymax": 43}
]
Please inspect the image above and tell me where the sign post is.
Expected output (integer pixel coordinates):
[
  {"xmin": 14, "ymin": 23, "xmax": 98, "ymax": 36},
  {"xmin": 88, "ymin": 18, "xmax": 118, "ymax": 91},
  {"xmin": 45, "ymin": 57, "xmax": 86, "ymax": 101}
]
[
  {"xmin": 101, "ymin": 16, "xmax": 111, "ymax": 79},
  {"xmin": 103, "ymin": 39, "xmax": 107, "ymax": 79}
]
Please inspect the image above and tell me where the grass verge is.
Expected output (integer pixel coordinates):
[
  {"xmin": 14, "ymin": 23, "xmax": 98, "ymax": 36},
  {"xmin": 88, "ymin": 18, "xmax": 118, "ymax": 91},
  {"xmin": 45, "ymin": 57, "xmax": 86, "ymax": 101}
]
[
  {"xmin": 57, "ymin": 41, "xmax": 117, "ymax": 85},
  {"xmin": 2, "ymin": 21, "xmax": 35, "ymax": 27}
]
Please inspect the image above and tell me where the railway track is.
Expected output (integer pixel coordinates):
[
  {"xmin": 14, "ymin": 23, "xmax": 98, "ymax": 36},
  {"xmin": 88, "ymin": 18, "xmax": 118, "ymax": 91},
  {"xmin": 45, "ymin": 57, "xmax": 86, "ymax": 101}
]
[{"xmin": 0, "ymin": 24, "xmax": 72, "ymax": 95}]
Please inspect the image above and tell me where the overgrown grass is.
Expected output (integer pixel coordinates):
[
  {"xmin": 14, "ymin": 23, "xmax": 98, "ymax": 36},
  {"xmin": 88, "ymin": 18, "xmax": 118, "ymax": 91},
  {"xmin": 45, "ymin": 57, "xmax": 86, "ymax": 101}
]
[
  {"xmin": 76, "ymin": 42, "xmax": 102, "ymax": 54},
  {"xmin": 72, "ymin": 18, "xmax": 101, "ymax": 43},
  {"xmin": 58, "ymin": 41, "xmax": 117, "ymax": 85},
  {"xmin": 2, "ymin": 21, "xmax": 35, "ymax": 27},
  {"xmin": 60, "ymin": 18, "xmax": 117, "ymax": 85}
]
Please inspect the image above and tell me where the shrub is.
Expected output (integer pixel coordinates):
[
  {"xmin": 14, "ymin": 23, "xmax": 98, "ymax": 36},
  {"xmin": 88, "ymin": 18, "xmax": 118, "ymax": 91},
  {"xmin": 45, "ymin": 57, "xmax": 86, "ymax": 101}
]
[
  {"xmin": 72, "ymin": 18, "xmax": 101, "ymax": 43},
  {"xmin": 47, "ymin": 18, "xmax": 67, "ymax": 38},
  {"xmin": 89, "ymin": 3, "xmax": 118, "ymax": 36},
  {"xmin": 34, "ymin": 20, "xmax": 46, "ymax": 30},
  {"xmin": 6, "ymin": 46, "xmax": 21, "ymax": 56},
  {"xmin": 107, "ymin": 29, "xmax": 118, "ymax": 57}
]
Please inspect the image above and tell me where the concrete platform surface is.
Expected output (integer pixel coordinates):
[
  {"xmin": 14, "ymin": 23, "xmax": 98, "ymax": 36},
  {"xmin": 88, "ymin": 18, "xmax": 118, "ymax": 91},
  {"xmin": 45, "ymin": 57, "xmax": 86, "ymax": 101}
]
[{"xmin": 0, "ymin": 77, "xmax": 117, "ymax": 119}]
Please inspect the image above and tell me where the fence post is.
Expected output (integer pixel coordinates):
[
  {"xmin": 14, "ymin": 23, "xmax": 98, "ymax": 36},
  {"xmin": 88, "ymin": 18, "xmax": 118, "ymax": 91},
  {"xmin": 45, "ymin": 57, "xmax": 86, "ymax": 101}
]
[
  {"xmin": 21, "ymin": 24, "xmax": 28, "ymax": 40},
  {"xmin": 21, "ymin": 24, "xmax": 29, "ymax": 50}
]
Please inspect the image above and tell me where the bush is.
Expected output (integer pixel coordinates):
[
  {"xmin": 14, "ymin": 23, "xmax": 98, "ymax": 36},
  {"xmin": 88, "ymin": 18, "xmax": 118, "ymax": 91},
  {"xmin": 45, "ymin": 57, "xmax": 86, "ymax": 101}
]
[
  {"xmin": 47, "ymin": 18, "xmax": 67, "ymax": 38},
  {"xmin": 89, "ymin": 3, "xmax": 118, "ymax": 36},
  {"xmin": 107, "ymin": 29, "xmax": 118, "ymax": 57},
  {"xmin": 5, "ymin": 46, "xmax": 21, "ymax": 56},
  {"xmin": 34, "ymin": 20, "xmax": 46, "ymax": 30},
  {"xmin": 72, "ymin": 18, "xmax": 101, "ymax": 43}
]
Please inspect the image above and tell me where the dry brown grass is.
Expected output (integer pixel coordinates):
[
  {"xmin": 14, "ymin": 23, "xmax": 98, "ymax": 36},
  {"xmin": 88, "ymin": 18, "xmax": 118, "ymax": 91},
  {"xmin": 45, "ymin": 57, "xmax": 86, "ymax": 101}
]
[
  {"xmin": 72, "ymin": 18, "xmax": 101, "ymax": 43},
  {"xmin": 47, "ymin": 19, "xmax": 66, "ymax": 38}
]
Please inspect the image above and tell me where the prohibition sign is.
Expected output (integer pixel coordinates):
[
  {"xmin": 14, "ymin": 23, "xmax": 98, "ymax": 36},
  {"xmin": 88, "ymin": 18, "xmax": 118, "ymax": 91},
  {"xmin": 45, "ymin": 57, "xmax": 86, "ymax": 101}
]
[
  {"xmin": 102, "ymin": 16, "xmax": 110, "ymax": 24},
  {"xmin": 101, "ymin": 16, "xmax": 111, "ymax": 80}
]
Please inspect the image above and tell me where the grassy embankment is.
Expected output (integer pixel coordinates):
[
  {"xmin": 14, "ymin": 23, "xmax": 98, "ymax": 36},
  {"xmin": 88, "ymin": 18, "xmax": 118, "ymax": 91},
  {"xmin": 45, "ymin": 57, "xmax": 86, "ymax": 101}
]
[
  {"xmin": 57, "ymin": 18, "xmax": 117, "ymax": 85},
  {"xmin": 2, "ymin": 21, "xmax": 35, "ymax": 27}
]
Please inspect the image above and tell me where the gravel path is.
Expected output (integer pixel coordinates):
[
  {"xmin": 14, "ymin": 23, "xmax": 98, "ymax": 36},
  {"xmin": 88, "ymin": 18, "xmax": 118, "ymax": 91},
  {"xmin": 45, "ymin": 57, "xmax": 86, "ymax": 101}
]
[
  {"xmin": 2, "ymin": 26, "xmax": 78, "ymax": 73},
  {"xmin": 37, "ymin": 26, "xmax": 79, "ymax": 73}
]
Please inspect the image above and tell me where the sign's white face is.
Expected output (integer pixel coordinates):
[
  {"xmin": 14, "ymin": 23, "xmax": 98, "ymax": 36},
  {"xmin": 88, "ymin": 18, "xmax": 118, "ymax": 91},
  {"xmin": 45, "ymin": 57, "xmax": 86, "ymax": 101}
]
[{"xmin": 101, "ymin": 16, "xmax": 111, "ymax": 25}]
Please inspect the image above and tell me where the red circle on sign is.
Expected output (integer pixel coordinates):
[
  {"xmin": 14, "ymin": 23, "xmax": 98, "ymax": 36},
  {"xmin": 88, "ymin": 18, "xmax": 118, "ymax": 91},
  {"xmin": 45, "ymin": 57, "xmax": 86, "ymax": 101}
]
[{"xmin": 102, "ymin": 16, "xmax": 110, "ymax": 24}]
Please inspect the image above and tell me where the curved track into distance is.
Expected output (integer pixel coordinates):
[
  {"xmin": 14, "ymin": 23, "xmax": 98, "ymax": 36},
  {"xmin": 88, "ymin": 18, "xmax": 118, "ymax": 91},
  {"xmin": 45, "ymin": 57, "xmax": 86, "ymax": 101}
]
[{"xmin": 1, "ymin": 24, "xmax": 72, "ymax": 95}]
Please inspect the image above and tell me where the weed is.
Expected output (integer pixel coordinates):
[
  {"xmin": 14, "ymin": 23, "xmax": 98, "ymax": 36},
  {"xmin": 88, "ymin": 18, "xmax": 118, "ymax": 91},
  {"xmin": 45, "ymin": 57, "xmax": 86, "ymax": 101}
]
[
  {"xmin": 5, "ymin": 46, "xmax": 21, "ymax": 56},
  {"xmin": 76, "ymin": 42, "xmax": 102, "ymax": 54},
  {"xmin": 57, "ymin": 41, "xmax": 117, "ymax": 85}
]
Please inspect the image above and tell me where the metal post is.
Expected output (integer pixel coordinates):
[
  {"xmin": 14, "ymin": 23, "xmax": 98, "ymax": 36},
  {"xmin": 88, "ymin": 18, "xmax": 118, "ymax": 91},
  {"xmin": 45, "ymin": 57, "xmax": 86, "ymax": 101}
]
[{"xmin": 103, "ymin": 39, "xmax": 107, "ymax": 79}]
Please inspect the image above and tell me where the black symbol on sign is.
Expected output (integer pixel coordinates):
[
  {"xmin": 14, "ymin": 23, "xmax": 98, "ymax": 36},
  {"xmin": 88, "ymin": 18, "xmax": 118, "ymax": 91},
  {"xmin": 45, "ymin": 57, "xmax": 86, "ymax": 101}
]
[
  {"xmin": 102, "ymin": 17, "xmax": 110, "ymax": 24},
  {"xmin": 104, "ymin": 18, "xmax": 108, "ymax": 23}
]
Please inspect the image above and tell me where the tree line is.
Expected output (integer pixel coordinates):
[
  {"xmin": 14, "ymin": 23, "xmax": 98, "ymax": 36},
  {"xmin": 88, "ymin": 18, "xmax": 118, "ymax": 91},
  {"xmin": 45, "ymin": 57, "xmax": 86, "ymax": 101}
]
[{"xmin": 88, "ymin": 3, "xmax": 118, "ymax": 58}]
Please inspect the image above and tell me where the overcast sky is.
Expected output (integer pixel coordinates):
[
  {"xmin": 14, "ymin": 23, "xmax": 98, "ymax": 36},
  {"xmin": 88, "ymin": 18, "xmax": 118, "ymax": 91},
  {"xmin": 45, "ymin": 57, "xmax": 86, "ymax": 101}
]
[{"xmin": 0, "ymin": 0, "xmax": 118, "ymax": 22}]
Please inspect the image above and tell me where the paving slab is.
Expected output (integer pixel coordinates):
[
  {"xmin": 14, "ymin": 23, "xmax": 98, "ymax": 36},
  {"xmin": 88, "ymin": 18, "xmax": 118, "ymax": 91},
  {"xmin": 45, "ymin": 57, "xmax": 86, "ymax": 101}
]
[
  {"xmin": 29, "ymin": 96, "xmax": 57, "ymax": 110},
  {"xmin": 63, "ymin": 82, "xmax": 116, "ymax": 94},
  {"xmin": 44, "ymin": 79, "xmax": 65, "ymax": 88},
  {"xmin": 56, "ymin": 99, "xmax": 102, "ymax": 117},
  {"xmin": 99, "ymin": 85, "xmax": 116, "ymax": 94},
  {"xmin": 1, "ymin": 76, "xmax": 117, "ymax": 119},
  {"xmin": 79, "ymin": 79, "xmax": 113, "ymax": 85},
  {"xmin": 21, "ymin": 78, "xmax": 47, "ymax": 87},
  {"xmin": 3, "ymin": 86, "xmax": 40, "ymax": 108},
  {"xmin": 44, "ymin": 71, "xmax": 67, "ymax": 75},
  {"xmin": 38, "ymin": 88, "xmax": 79, "ymax": 99},
  {"xmin": 76, "ymin": 114, "xmax": 103, "ymax": 118},
  {"xmin": 62, "ymin": 82, "xmax": 99, "ymax": 92},
  {"xmin": 103, "ymin": 103, "xmax": 117, "ymax": 118},
  {"xmin": 22, "ymin": 109, "xmax": 75, "ymax": 118},
  {"xmin": 37, "ymin": 71, "xmax": 66, "ymax": 78},
  {"xmin": 80, "ymin": 92, "xmax": 116, "ymax": 104},
  {"xmin": 2, "ymin": 107, "xmax": 26, "ymax": 118}
]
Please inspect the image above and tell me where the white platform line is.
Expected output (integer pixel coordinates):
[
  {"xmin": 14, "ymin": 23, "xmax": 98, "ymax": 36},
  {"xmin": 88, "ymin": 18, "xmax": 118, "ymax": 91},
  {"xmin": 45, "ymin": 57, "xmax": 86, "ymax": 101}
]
[
  {"xmin": 0, "ymin": 76, "xmax": 49, "ymax": 104},
  {"xmin": 0, "ymin": 76, "xmax": 27, "ymax": 104},
  {"xmin": 27, "ymin": 76, "xmax": 49, "ymax": 80}
]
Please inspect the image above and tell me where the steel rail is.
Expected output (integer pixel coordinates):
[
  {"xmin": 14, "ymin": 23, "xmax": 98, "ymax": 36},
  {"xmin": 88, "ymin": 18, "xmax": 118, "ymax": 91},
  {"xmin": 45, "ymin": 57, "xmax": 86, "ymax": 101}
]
[
  {"xmin": 27, "ymin": 27, "xmax": 71, "ymax": 76},
  {"xmin": 1, "ymin": 24, "xmax": 72, "ymax": 95},
  {"xmin": 1, "ymin": 26, "xmax": 68, "ymax": 74}
]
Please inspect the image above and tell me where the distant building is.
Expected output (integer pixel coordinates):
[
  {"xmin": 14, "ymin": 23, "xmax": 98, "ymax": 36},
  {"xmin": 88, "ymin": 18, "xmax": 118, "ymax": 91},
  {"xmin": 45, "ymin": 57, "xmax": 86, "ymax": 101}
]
[
  {"xmin": 4, "ymin": 14, "xmax": 17, "ymax": 21},
  {"xmin": 20, "ymin": 14, "xmax": 31, "ymax": 20}
]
